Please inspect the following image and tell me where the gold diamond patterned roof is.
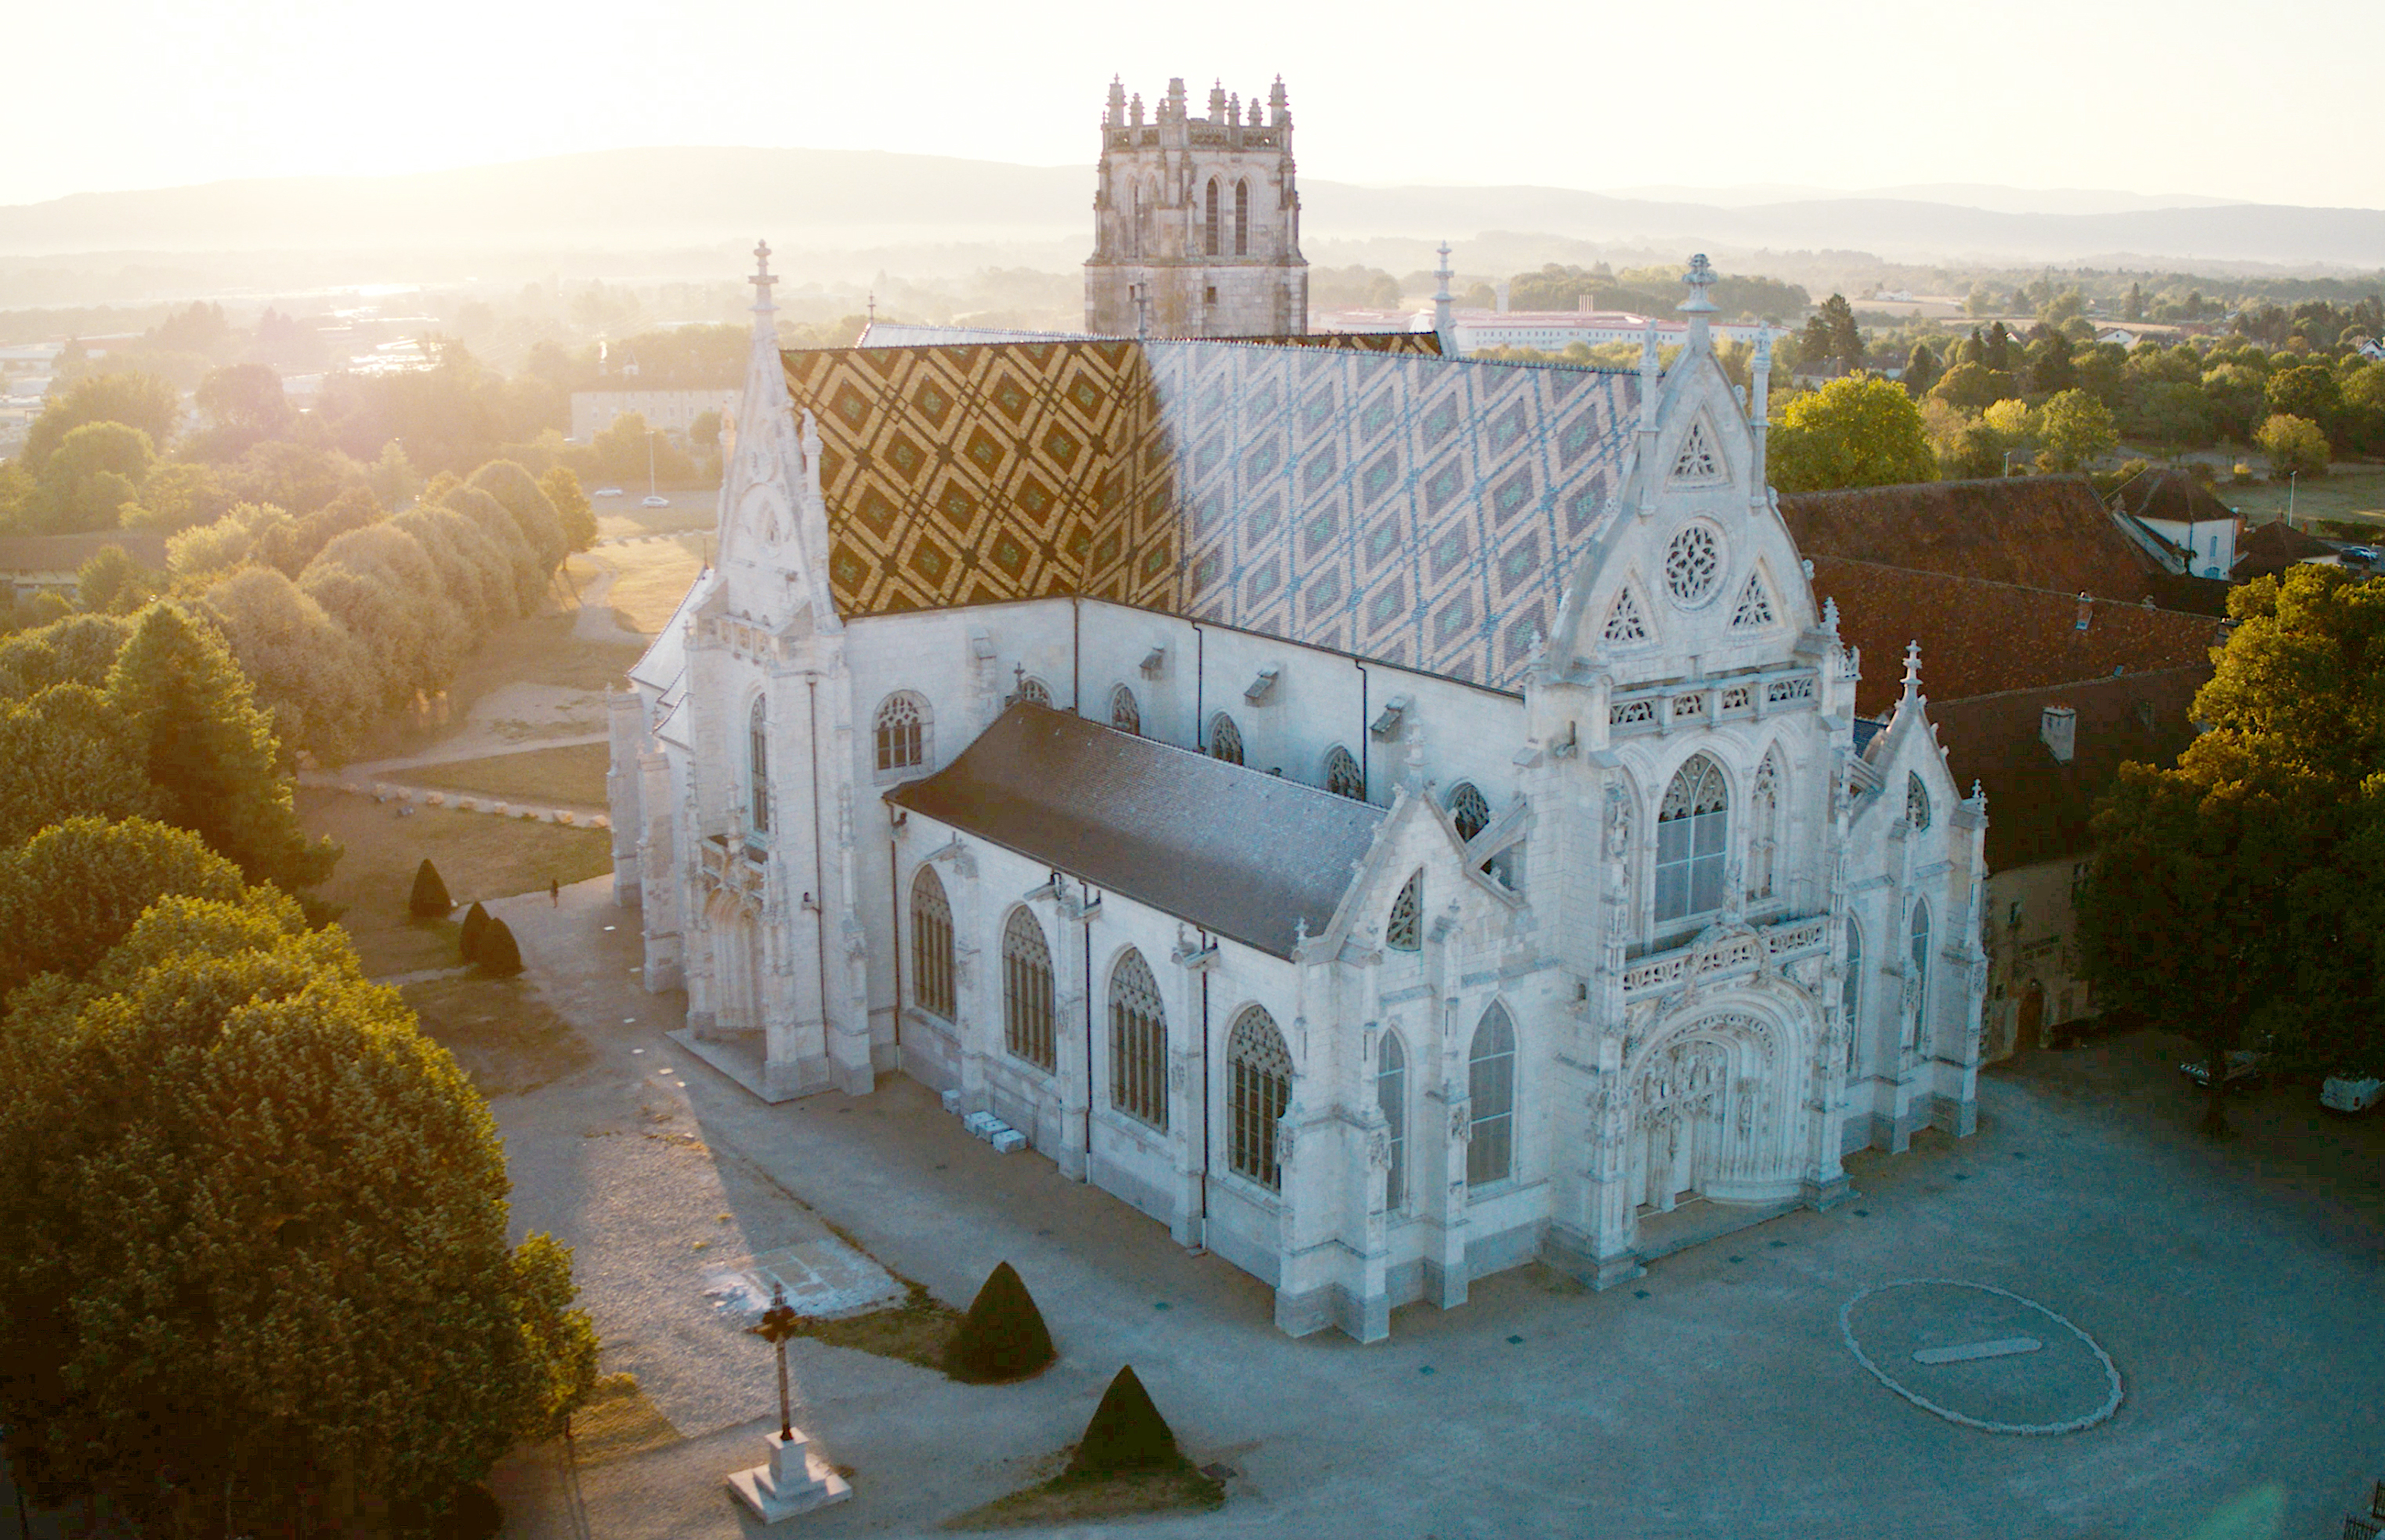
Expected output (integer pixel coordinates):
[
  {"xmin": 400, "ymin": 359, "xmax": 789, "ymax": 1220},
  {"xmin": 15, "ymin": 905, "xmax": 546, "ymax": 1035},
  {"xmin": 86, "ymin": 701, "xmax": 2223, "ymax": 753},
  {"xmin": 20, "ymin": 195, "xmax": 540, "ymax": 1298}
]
[{"xmin": 784, "ymin": 330, "xmax": 1640, "ymax": 689}]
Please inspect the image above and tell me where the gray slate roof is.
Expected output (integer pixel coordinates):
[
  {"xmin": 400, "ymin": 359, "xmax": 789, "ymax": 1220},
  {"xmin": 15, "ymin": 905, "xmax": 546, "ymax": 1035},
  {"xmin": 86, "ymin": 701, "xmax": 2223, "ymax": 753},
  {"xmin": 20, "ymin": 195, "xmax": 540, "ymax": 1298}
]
[{"xmin": 886, "ymin": 703, "xmax": 1384, "ymax": 959}]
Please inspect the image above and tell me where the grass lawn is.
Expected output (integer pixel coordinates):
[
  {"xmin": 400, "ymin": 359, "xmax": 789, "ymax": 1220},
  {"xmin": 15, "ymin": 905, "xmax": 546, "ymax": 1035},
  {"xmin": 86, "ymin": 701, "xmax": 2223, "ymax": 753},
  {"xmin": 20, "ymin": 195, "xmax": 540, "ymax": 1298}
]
[
  {"xmin": 2217, "ymin": 463, "xmax": 2385, "ymax": 531},
  {"xmin": 346, "ymin": 608, "xmax": 645, "ymax": 764},
  {"xmin": 402, "ymin": 972, "xmax": 594, "ymax": 1097},
  {"xmin": 943, "ymin": 1456, "xmax": 1224, "ymax": 1531},
  {"xmin": 301, "ymin": 786, "xmax": 613, "ymax": 976},
  {"xmin": 402, "ymin": 743, "xmax": 613, "ymax": 807},
  {"xmin": 570, "ymin": 534, "xmax": 707, "ymax": 636}
]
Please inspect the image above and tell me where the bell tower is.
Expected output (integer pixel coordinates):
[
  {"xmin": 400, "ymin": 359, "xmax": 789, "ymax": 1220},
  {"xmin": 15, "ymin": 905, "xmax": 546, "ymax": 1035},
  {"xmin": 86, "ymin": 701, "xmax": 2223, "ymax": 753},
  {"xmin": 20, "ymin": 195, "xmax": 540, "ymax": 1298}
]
[{"xmin": 1084, "ymin": 75, "xmax": 1308, "ymax": 338}]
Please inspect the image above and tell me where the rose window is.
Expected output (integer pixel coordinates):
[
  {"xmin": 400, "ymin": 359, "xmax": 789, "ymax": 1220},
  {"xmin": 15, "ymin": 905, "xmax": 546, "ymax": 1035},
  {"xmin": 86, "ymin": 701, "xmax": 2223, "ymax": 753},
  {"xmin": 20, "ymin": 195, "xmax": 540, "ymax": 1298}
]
[{"xmin": 1664, "ymin": 523, "xmax": 1722, "ymax": 606}]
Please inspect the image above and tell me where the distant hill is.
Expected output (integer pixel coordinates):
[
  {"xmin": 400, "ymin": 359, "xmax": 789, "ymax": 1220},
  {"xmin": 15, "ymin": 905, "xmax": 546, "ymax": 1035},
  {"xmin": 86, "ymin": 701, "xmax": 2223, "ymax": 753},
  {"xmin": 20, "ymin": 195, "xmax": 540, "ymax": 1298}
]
[{"xmin": 2, "ymin": 146, "xmax": 2380, "ymax": 268}]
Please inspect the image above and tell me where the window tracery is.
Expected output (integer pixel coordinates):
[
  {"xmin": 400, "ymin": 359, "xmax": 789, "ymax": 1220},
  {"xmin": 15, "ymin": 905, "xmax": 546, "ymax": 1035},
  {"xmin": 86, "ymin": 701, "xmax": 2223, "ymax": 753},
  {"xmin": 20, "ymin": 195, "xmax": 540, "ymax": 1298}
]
[
  {"xmin": 1377, "ymin": 1032, "xmax": 1407, "ymax": 1210},
  {"xmin": 1228, "ymin": 1006, "xmax": 1292, "ymax": 1190},
  {"xmin": 1110, "ymin": 683, "xmax": 1141, "ymax": 736},
  {"xmin": 1002, "ymin": 907, "xmax": 1055, "ymax": 1072},
  {"xmin": 1467, "ymin": 1004, "xmax": 1516, "ymax": 1188},
  {"xmin": 1323, "ymin": 745, "xmax": 1364, "ymax": 800},
  {"xmin": 1448, "ymin": 782, "xmax": 1491, "ymax": 842},
  {"xmin": 910, "ymin": 866, "xmax": 954, "ymax": 1020},
  {"xmin": 1730, "ymin": 573, "xmax": 1775, "ymax": 630},
  {"xmin": 748, "ymin": 696, "xmax": 770, "ymax": 835},
  {"xmin": 1208, "ymin": 711, "xmax": 1243, "ymax": 766},
  {"xmin": 1907, "ymin": 772, "xmax": 1932, "ymax": 832},
  {"xmin": 1387, "ymin": 869, "xmax": 1422, "ymax": 952},
  {"xmin": 1603, "ymin": 587, "xmax": 1651, "ymax": 646},
  {"xmin": 1656, "ymin": 754, "xmax": 1728, "ymax": 924},
  {"xmin": 874, "ymin": 692, "xmax": 928, "ymax": 775},
  {"xmin": 1663, "ymin": 523, "xmax": 1722, "ymax": 606},
  {"xmin": 1109, "ymin": 949, "xmax": 1167, "ymax": 1130},
  {"xmin": 1670, "ymin": 418, "xmax": 1721, "ymax": 482}
]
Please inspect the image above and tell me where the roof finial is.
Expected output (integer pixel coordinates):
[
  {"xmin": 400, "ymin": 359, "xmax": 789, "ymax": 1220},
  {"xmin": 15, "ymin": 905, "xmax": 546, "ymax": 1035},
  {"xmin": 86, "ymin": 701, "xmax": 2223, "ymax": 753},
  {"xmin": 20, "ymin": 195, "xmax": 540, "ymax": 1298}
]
[
  {"xmin": 750, "ymin": 239, "xmax": 778, "ymax": 319},
  {"xmin": 1678, "ymin": 253, "xmax": 1717, "ymax": 356},
  {"xmin": 1432, "ymin": 242, "xmax": 1455, "ymax": 352},
  {"xmin": 1901, "ymin": 638, "xmax": 1924, "ymax": 705}
]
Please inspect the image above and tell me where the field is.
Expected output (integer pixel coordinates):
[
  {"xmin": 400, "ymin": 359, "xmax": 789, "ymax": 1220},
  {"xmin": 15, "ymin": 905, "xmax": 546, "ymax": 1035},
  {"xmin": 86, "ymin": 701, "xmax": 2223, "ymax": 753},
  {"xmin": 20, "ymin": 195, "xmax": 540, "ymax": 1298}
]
[
  {"xmin": 570, "ymin": 533, "xmax": 708, "ymax": 635},
  {"xmin": 299, "ymin": 786, "xmax": 613, "ymax": 975},
  {"xmin": 2220, "ymin": 462, "xmax": 2385, "ymax": 532},
  {"xmin": 400, "ymin": 742, "xmax": 613, "ymax": 807}
]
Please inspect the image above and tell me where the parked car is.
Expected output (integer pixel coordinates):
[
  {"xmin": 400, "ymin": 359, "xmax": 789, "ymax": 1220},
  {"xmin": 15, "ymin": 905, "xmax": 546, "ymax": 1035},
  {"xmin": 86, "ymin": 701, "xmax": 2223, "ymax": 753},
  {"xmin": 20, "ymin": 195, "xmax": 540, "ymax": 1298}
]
[
  {"xmin": 642, "ymin": 494, "xmax": 671, "ymax": 508},
  {"xmin": 594, "ymin": 486, "xmax": 625, "ymax": 498},
  {"xmin": 2322, "ymin": 1075, "xmax": 2383, "ymax": 1114},
  {"xmin": 2337, "ymin": 545, "xmax": 2380, "ymax": 567},
  {"xmin": 2180, "ymin": 1047, "xmax": 2267, "ymax": 1088}
]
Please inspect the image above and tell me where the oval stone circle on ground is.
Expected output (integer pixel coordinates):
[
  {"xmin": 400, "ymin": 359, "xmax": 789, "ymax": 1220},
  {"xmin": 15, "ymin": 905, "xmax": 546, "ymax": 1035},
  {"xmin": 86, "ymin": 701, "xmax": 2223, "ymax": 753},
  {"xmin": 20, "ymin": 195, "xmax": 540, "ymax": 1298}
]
[{"xmin": 1840, "ymin": 1279, "xmax": 2123, "ymax": 1434}]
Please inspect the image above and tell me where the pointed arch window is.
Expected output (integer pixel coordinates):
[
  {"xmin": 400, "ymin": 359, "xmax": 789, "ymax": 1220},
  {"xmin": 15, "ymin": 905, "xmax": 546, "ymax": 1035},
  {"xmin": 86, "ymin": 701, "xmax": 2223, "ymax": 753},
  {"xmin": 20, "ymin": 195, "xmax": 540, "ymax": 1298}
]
[
  {"xmin": 1907, "ymin": 772, "xmax": 1932, "ymax": 832},
  {"xmin": 1002, "ymin": 907, "xmax": 1055, "ymax": 1072},
  {"xmin": 1234, "ymin": 179, "xmax": 1249, "ymax": 256},
  {"xmin": 1749, "ymin": 750, "xmax": 1782, "ymax": 902},
  {"xmin": 1227, "ymin": 1005, "xmax": 1292, "ymax": 1190},
  {"xmin": 1377, "ymin": 1031, "xmax": 1407, "ymax": 1210},
  {"xmin": 1110, "ymin": 683, "xmax": 1141, "ymax": 736},
  {"xmin": 1447, "ymin": 782, "xmax": 1491, "ymax": 842},
  {"xmin": 1323, "ymin": 745, "xmax": 1363, "ymax": 800},
  {"xmin": 1205, "ymin": 178, "xmax": 1221, "ymax": 257},
  {"xmin": 1208, "ymin": 711, "xmax": 1243, "ymax": 766},
  {"xmin": 1016, "ymin": 675, "xmax": 1051, "ymax": 707},
  {"xmin": 1730, "ymin": 573, "xmax": 1776, "ymax": 630},
  {"xmin": 747, "ymin": 696, "xmax": 770, "ymax": 836},
  {"xmin": 1467, "ymin": 1004, "xmax": 1517, "ymax": 1188},
  {"xmin": 910, "ymin": 866, "xmax": 954, "ymax": 1021},
  {"xmin": 1603, "ymin": 587, "xmax": 1651, "ymax": 647},
  {"xmin": 1109, "ymin": 948, "xmax": 1167, "ymax": 1130},
  {"xmin": 1841, "ymin": 917, "xmax": 1863, "ymax": 1078},
  {"xmin": 1907, "ymin": 898, "xmax": 1931, "ymax": 1050},
  {"xmin": 1387, "ymin": 869, "xmax": 1422, "ymax": 952},
  {"xmin": 874, "ymin": 691, "xmax": 928, "ymax": 775},
  {"xmin": 1656, "ymin": 754, "xmax": 1728, "ymax": 926}
]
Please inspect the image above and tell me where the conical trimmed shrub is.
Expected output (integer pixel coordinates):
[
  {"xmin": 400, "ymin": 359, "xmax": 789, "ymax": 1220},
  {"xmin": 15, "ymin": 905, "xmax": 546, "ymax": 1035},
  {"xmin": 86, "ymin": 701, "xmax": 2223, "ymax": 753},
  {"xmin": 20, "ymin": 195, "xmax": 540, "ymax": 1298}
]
[
  {"xmin": 409, "ymin": 858, "xmax": 454, "ymax": 917},
  {"xmin": 1063, "ymin": 1365, "xmax": 1179, "ymax": 1477},
  {"xmin": 476, "ymin": 916, "xmax": 523, "ymax": 977},
  {"xmin": 945, "ymin": 1260, "xmax": 1055, "ymax": 1383},
  {"xmin": 458, "ymin": 901, "xmax": 490, "ymax": 963}
]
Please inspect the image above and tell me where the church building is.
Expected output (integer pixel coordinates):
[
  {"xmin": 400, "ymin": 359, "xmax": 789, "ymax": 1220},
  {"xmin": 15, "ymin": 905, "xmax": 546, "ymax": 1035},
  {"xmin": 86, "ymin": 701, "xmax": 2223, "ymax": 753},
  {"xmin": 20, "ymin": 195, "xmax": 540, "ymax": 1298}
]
[{"xmin": 609, "ymin": 96, "xmax": 1988, "ymax": 1342}]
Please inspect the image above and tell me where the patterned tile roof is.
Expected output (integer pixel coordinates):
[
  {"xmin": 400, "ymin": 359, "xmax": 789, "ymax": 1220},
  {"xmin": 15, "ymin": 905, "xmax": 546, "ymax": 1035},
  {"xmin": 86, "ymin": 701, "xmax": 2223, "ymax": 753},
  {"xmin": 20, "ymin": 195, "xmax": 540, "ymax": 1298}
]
[
  {"xmin": 783, "ymin": 336, "xmax": 1635, "ymax": 688},
  {"xmin": 1811, "ymin": 556, "xmax": 2224, "ymax": 718},
  {"xmin": 1779, "ymin": 475, "xmax": 2162, "ymax": 602}
]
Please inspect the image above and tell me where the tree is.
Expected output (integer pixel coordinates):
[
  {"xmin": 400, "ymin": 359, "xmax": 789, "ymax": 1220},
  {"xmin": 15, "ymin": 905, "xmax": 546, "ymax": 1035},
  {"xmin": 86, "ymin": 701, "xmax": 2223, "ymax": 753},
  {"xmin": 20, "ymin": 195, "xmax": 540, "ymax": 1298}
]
[
  {"xmin": 411, "ymin": 858, "xmax": 454, "ymax": 916},
  {"xmin": 2025, "ymin": 328, "xmax": 2076, "ymax": 395},
  {"xmin": 1767, "ymin": 374, "xmax": 1937, "ymax": 493},
  {"xmin": 0, "ymin": 612, "xmax": 135, "ymax": 699},
  {"xmin": 33, "ymin": 421, "xmax": 156, "ymax": 533},
  {"xmin": 0, "ymin": 815, "xmax": 244, "ymax": 999},
  {"xmin": 74, "ymin": 543, "xmax": 157, "ymax": 614},
  {"xmin": 2032, "ymin": 389, "xmax": 2119, "ymax": 472},
  {"xmin": 946, "ymin": 1260, "xmax": 1057, "ymax": 1383},
  {"xmin": 2266, "ymin": 363, "xmax": 2343, "ymax": 441},
  {"xmin": 476, "ymin": 916, "xmax": 523, "ymax": 976},
  {"xmin": 123, "ymin": 461, "xmax": 233, "ymax": 534},
  {"xmin": 1981, "ymin": 321, "xmax": 2014, "ymax": 373},
  {"xmin": 201, "ymin": 566, "xmax": 376, "ymax": 757},
  {"xmin": 104, "ymin": 603, "xmax": 338, "ymax": 892},
  {"xmin": 0, "ymin": 688, "xmax": 163, "ymax": 851},
  {"xmin": 459, "ymin": 900, "xmax": 490, "ymax": 963},
  {"xmin": 18, "ymin": 371, "xmax": 179, "ymax": 473},
  {"xmin": 2257, "ymin": 414, "xmax": 2329, "ymax": 479},
  {"xmin": 541, "ymin": 465, "xmax": 598, "ymax": 553},
  {"xmin": 1064, "ymin": 1366, "xmax": 1182, "ymax": 1477},
  {"xmin": 191, "ymin": 363, "xmax": 295, "ymax": 456},
  {"xmin": 2080, "ymin": 567, "xmax": 2385, "ymax": 1130},
  {"xmin": 2124, "ymin": 281, "xmax": 2144, "ymax": 322},
  {"xmin": 1928, "ymin": 362, "xmax": 2019, "ymax": 414},
  {"xmin": 0, "ymin": 892, "xmax": 598, "ymax": 1528},
  {"xmin": 1902, "ymin": 342, "xmax": 1942, "ymax": 397}
]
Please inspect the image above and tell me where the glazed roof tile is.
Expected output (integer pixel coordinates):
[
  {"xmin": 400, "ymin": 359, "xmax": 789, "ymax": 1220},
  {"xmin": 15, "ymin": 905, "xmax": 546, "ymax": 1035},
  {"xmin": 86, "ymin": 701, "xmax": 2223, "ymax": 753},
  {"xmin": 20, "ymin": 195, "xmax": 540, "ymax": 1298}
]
[{"xmin": 885, "ymin": 702, "xmax": 1383, "ymax": 959}]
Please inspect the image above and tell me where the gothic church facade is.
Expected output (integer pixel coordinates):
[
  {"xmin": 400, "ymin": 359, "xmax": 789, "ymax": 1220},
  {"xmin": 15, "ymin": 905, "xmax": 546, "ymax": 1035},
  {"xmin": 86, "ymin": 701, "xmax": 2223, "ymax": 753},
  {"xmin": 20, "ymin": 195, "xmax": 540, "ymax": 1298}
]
[{"xmin": 611, "ymin": 228, "xmax": 1987, "ymax": 1342}]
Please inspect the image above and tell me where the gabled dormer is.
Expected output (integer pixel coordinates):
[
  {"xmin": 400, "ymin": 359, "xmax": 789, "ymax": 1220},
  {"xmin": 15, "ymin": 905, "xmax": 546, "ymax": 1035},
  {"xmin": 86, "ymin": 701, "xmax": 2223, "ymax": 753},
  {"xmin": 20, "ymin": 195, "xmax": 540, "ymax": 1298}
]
[{"xmin": 1546, "ymin": 255, "xmax": 1816, "ymax": 692}]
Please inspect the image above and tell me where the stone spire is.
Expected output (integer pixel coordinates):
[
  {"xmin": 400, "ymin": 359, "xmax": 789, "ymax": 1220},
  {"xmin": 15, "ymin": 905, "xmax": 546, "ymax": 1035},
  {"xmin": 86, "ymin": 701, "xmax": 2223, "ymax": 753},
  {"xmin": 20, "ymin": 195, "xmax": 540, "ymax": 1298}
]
[
  {"xmin": 1677, "ymin": 251, "xmax": 1718, "ymax": 354},
  {"xmin": 749, "ymin": 238, "xmax": 778, "ymax": 328},
  {"xmin": 1432, "ymin": 242, "xmax": 1454, "ymax": 353},
  {"xmin": 1900, "ymin": 638, "xmax": 1924, "ymax": 706}
]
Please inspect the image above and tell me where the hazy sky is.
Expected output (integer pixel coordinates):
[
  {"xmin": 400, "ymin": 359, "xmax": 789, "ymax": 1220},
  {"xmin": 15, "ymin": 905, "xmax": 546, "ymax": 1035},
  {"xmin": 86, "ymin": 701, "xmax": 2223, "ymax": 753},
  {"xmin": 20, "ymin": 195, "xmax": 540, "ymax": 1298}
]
[{"xmin": 12, "ymin": 0, "xmax": 2380, "ymax": 209}]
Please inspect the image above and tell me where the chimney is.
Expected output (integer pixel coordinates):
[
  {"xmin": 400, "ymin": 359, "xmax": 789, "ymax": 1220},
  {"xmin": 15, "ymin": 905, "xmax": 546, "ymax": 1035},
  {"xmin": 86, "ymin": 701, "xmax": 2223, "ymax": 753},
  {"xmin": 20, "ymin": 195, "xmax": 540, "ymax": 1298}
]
[
  {"xmin": 2074, "ymin": 591, "xmax": 2092, "ymax": 632},
  {"xmin": 2041, "ymin": 704, "xmax": 2077, "ymax": 763}
]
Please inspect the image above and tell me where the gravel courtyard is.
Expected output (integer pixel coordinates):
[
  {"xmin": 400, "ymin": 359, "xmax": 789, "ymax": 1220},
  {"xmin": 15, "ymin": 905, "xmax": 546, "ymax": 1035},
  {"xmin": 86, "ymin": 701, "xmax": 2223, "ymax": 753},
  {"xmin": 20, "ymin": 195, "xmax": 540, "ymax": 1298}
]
[{"xmin": 482, "ymin": 880, "xmax": 2385, "ymax": 1540}]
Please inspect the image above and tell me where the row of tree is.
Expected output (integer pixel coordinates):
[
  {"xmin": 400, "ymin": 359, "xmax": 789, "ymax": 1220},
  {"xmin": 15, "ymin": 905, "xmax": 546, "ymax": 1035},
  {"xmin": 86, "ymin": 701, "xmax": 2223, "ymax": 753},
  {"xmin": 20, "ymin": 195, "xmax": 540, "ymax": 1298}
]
[{"xmin": 0, "ymin": 602, "xmax": 598, "ymax": 1527}]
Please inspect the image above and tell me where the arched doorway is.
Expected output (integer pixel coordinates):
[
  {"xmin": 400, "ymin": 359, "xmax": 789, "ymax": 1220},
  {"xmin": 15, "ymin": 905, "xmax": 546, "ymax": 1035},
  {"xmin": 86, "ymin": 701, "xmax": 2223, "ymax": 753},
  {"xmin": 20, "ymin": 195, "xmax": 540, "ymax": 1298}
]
[
  {"xmin": 711, "ymin": 894, "xmax": 764, "ymax": 1032},
  {"xmin": 1626, "ymin": 1009, "xmax": 1798, "ymax": 1218}
]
